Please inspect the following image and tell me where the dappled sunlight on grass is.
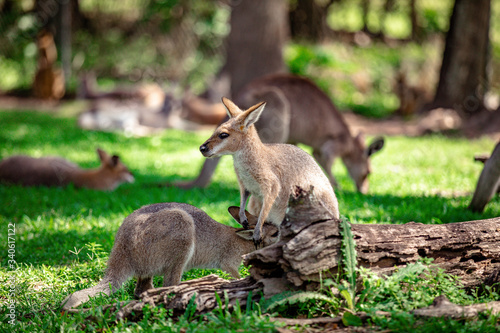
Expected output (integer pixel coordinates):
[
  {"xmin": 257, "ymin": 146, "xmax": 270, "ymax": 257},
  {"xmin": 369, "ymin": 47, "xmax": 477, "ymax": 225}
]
[{"xmin": 1, "ymin": 110, "xmax": 499, "ymax": 331}]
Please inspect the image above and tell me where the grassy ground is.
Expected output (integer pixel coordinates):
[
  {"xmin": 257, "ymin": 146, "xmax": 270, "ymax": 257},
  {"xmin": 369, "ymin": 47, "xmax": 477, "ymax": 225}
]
[{"xmin": 0, "ymin": 110, "xmax": 499, "ymax": 332}]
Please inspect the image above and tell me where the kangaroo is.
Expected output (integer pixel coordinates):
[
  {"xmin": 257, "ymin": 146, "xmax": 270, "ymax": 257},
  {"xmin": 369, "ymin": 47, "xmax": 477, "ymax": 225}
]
[
  {"xmin": 176, "ymin": 74, "xmax": 384, "ymax": 194},
  {"xmin": 199, "ymin": 97, "xmax": 339, "ymax": 246},
  {"xmin": 33, "ymin": 29, "xmax": 65, "ymax": 100},
  {"xmin": 0, "ymin": 148, "xmax": 134, "ymax": 191},
  {"xmin": 61, "ymin": 203, "xmax": 278, "ymax": 310}
]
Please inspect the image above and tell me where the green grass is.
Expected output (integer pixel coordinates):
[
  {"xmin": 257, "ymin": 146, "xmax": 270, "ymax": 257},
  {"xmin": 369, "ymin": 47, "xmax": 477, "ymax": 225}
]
[{"xmin": 0, "ymin": 110, "xmax": 499, "ymax": 331}]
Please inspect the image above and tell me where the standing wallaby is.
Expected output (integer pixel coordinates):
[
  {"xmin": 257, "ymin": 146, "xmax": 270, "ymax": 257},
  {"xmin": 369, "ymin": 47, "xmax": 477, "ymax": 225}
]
[
  {"xmin": 61, "ymin": 203, "xmax": 278, "ymax": 310},
  {"xmin": 0, "ymin": 148, "xmax": 134, "ymax": 191},
  {"xmin": 33, "ymin": 29, "xmax": 65, "ymax": 100},
  {"xmin": 176, "ymin": 74, "xmax": 384, "ymax": 194},
  {"xmin": 199, "ymin": 97, "xmax": 339, "ymax": 246}
]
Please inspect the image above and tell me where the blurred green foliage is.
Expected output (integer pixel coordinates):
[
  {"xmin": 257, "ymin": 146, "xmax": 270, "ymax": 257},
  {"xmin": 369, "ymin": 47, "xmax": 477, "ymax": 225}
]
[{"xmin": 0, "ymin": 0, "xmax": 499, "ymax": 117}]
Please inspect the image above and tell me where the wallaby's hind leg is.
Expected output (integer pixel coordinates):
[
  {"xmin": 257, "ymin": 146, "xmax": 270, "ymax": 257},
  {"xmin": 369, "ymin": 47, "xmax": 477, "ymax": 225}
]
[
  {"xmin": 162, "ymin": 241, "xmax": 195, "ymax": 287},
  {"xmin": 162, "ymin": 268, "xmax": 184, "ymax": 287},
  {"xmin": 134, "ymin": 276, "xmax": 154, "ymax": 298}
]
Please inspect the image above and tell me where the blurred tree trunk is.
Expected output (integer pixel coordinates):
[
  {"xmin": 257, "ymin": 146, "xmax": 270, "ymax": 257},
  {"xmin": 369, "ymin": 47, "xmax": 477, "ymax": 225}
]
[
  {"xmin": 219, "ymin": 0, "xmax": 288, "ymax": 97},
  {"xmin": 433, "ymin": 0, "xmax": 491, "ymax": 117},
  {"xmin": 289, "ymin": 0, "xmax": 333, "ymax": 42}
]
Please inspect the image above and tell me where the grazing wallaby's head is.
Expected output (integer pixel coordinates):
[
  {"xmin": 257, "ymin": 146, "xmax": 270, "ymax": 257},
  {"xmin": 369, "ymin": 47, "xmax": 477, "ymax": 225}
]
[
  {"xmin": 96, "ymin": 148, "xmax": 135, "ymax": 187},
  {"xmin": 342, "ymin": 134, "xmax": 384, "ymax": 194},
  {"xmin": 228, "ymin": 206, "xmax": 279, "ymax": 248},
  {"xmin": 199, "ymin": 97, "xmax": 266, "ymax": 158}
]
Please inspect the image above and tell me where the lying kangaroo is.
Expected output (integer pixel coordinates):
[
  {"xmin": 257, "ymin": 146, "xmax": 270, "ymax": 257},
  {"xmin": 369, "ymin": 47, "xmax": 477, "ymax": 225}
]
[
  {"xmin": 176, "ymin": 74, "xmax": 384, "ymax": 193},
  {"xmin": 0, "ymin": 148, "xmax": 134, "ymax": 191},
  {"xmin": 61, "ymin": 203, "xmax": 278, "ymax": 310},
  {"xmin": 200, "ymin": 97, "xmax": 339, "ymax": 246}
]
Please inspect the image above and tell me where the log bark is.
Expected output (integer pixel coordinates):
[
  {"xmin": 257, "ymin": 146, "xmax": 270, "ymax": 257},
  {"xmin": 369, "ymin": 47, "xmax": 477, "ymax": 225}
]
[
  {"xmin": 246, "ymin": 187, "xmax": 500, "ymax": 292},
  {"xmin": 87, "ymin": 275, "xmax": 264, "ymax": 321},
  {"xmin": 469, "ymin": 141, "xmax": 500, "ymax": 212}
]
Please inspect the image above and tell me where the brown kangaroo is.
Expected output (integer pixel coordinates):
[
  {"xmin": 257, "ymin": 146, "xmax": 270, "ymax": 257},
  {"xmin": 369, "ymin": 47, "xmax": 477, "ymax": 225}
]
[
  {"xmin": 199, "ymin": 97, "xmax": 339, "ymax": 246},
  {"xmin": 61, "ymin": 203, "xmax": 278, "ymax": 310},
  {"xmin": 176, "ymin": 74, "xmax": 384, "ymax": 194},
  {"xmin": 33, "ymin": 29, "xmax": 65, "ymax": 100},
  {"xmin": 0, "ymin": 148, "xmax": 134, "ymax": 190}
]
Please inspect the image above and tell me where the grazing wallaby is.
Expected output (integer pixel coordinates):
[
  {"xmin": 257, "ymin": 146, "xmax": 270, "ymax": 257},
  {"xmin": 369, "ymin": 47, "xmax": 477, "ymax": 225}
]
[
  {"xmin": 199, "ymin": 97, "xmax": 339, "ymax": 246},
  {"xmin": 61, "ymin": 203, "xmax": 278, "ymax": 310},
  {"xmin": 0, "ymin": 148, "xmax": 134, "ymax": 190},
  {"xmin": 177, "ymin": 74, "xmax": 385, "ymax": 194}
]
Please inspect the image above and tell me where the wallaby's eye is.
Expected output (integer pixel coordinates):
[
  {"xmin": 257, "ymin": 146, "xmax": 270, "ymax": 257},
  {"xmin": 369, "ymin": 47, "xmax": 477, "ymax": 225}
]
[
  {"xmin": 271, "ymin": 231, "xmax": 279, "ymax": 238},
  {"xmin": 218, "ymin": 132, "xmax": 229, "ymax": 139}
]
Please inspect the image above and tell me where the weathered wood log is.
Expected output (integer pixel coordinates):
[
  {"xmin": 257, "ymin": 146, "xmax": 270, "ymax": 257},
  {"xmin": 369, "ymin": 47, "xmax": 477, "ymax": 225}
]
[
  {"xmin": 98, "ymin": 274, "xmax": 263, "ymax": 321},
  {"xmin": 413, "ymin": 295, "xmax": 500, "ymax": 318},
  {"xmin": 245, "ymin": 186, "xmax": 500, "ymax": 292},
  {"xmin": 469, "ymin": 141, "xmax": 500, "ymax": 212}
]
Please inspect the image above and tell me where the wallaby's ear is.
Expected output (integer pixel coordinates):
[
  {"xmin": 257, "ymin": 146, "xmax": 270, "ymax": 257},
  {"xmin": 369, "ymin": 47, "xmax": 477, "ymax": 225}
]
[
  {"xmin": 111, "ymin": 155, "xmax": 120, "ymax": 167},
  {"xmin": 97, "ymin": 148, "xmax": 111, "ymax": 164},
  {"xmin": 221, "ymin": 97, "xmax": 241, "ymax": 118},
  {"xmin": 228, "ymin": 206, "xmax": 240, "ymax": 222},
  {"xmin": 228, "ymin": 206, "xmax": 258, "ymax": 227},
  {"xmin": 366, "ymin": 137, "xmax": 385, "ymax": 157},
  {"xmin": 240, "ymin": 101, "xmax": 266, "ymax": 129},
  {"xmin": 235, "ymin": 229, "xmax": 255, "ymax": 241}
]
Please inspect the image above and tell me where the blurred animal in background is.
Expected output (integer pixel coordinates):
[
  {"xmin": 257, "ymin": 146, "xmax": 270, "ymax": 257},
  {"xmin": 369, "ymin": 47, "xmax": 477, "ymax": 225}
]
[
  {"xmin": 77, "ymin": 74, "xmax": 227, "ymax": 136},
  {"xmin": 179, "ymin": 74, "xmax": 385, "ymax": 194},
  {"xmin": 0, "ymin": 148, "xmax": 133, "ymax": 190},
  {"xmin": 61, "ymin": 203, "xmax": 278, "ymax": 310},
  {"xmin": 33, "ymin": 29, "xmax": 65, "ymax": 100}
]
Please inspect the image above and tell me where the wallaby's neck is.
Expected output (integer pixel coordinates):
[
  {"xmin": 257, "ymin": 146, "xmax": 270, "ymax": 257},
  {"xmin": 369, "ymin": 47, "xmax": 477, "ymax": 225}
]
[{"xmin": 235, "ymin": 126, "xmax": 266, "ymax": 160}]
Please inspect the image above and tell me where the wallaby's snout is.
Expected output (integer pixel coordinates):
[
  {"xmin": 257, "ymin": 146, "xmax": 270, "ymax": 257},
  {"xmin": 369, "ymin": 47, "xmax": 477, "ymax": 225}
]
[{"xmin": 199, "ymin": 142, "xmax": 210, "ymax": 155}]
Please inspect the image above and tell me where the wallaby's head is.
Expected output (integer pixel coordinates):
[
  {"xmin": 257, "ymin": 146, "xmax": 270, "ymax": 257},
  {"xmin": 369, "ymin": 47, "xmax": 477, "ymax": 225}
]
[
  {"xmin": 228, "ymin": 206, "xmax": 279, "ymax": 248},
  {"xmin": 343, "ymin": 135, "xmax": 385, "ymax": 194},
  {"xmin": 199, "ymin": 97, "xmax": 266, "ymax": 158},
  {"xmin": 96, "ymin": 148, "xmax": 135, "ymax": 187}
]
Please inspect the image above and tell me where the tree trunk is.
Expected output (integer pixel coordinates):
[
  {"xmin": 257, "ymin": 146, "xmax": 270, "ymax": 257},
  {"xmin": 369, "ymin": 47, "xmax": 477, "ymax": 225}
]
[
  {"xmin": 219, "ymin": 0, "xmax": 288, "ymax": 97},
  {"xmin": 433, "ymin": 0, "xmax": 491, "ymax": 117},
  {"xmin": 289, "ymin": 0, "xmax": 332, "ymax": 42},
  {"xmin": 469, "ymin": 141, "xmax": 500, "ymax": 213}
]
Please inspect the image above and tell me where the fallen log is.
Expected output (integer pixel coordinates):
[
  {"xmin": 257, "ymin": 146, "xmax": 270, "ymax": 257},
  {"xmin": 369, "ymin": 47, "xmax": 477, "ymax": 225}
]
[
  {"xmin": 245, "ymin": 186, "xmax": 500, "ymax": 293},
  {"xmin": 80, "ymin": 187, "xmax": 500, "ymax": 320}
]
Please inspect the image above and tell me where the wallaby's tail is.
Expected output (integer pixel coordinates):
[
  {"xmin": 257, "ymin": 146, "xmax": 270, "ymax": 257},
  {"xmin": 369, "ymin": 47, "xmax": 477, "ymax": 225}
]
[{"xmin": 61, "ymin": 276, "xmax": 123, "ymax": 310}]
